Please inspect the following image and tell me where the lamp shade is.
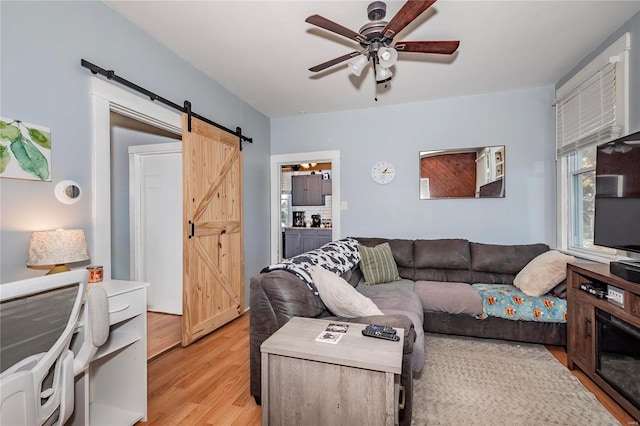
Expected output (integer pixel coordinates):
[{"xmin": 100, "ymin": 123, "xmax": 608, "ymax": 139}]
[
  {"xmin": 378, "ymin": 46, "xmax": 398, "ymax": 68},
  {"xmin": 27, "ymin": 229, "xmax": 90, "ymax": 272},
  {"xmin": 348, "ymin": 54, "xmax": 369, "ymax": 77},
  {"xmin": 375, "ymin": 64, "xmax": 393, "ymax": 83}
]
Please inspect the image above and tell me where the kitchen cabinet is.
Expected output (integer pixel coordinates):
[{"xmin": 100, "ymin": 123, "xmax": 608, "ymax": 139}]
[
  {"xmin": 284, "ymin": 228, "xmax": 332, "ymax": 258},
  {"xmin": 284, "ymin": 231, "xmax": 301, "ymax": 259},
  {"xmin": 321, "ymin": 178, "xmax": 332, "ymax": 196},
  {"xmin": 292, "ymin": 175, "xmax": 323, "ymax": 206},
  {"xmin": 494, "ymin": 147, "xmax": 505, "ymax": 179}
]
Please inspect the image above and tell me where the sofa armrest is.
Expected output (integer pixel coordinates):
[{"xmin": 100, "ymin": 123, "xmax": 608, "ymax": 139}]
[{"xmin": 249, "ymin": 270, "xmax": 326, "ymax": 401}]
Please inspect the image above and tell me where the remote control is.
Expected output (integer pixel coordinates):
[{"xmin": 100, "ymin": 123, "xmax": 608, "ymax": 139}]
[
  {"xmin": 361, "ymin": 328, "xmax": 400, "ymax": 341},
  {"xmin": 366, "ymin": 325, "xmax": 397, "ymax": 335}
]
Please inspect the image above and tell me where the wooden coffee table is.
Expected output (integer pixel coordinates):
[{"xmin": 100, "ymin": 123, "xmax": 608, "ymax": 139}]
[{"xmin": 260, "ymin": 316, "xmax": 403, "ymax": 426}]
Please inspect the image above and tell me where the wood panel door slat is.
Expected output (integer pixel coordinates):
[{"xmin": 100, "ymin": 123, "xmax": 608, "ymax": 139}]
[{"xmin": 182, "ymin": 114, "xmax": 244, "ymax": 347}]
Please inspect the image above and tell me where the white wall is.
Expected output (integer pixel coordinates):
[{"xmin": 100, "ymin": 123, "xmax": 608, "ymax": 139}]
[{"xmin": 272, "ymin": 86, "xmax": 557, "ymax": 245}]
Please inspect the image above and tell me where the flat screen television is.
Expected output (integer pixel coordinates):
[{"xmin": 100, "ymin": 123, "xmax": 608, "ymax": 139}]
[{"xmin": 594, "ymin": 130, "xmax": 640, "ymax": 254}]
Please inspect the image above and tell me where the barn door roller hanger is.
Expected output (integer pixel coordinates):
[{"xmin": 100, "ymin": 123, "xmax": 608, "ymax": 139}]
[{"xmin": 81, "ymin": 59, "xmax": 253, "ymax": 151}]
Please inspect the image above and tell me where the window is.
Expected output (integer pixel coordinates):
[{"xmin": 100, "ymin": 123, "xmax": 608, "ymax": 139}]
[{"xmin": 556, "ymin": 33, "xmax": 630, "ymax": 257}]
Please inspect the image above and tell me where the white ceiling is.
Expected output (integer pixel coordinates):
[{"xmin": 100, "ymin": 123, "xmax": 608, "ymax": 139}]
[{"xmin": 105, "ymin": 1, "xmax": 640, "ymax": 119}]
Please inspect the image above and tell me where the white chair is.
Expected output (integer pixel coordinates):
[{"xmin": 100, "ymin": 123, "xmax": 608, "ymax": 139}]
[
  {"xmin": 73, "ymin": 285, "xmax": 109, "ymax": 375},
  {"xmin": 0, "ymin": 270, "xmax": 99, "ymax": 426}
]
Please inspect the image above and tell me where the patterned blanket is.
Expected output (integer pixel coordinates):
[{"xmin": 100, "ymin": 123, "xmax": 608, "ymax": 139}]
[
  {"xmin": 473, "ymin": 284, "xmax": 567, "ymax": 323},
  {"xmin": 261, "ymin": 237, "xmax": 361, "ymax": 294}
]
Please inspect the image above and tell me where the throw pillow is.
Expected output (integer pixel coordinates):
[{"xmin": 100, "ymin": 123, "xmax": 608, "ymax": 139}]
[
  {"xmin": 358, "ymin": 242, "xmax": 401, "ymax": 285},
  {"xmin": 513, "ymin": 250, "xmax": 576, "ymax": 297},
  {"xmin": 309, "ymin": 265, "xmax": 384, "ymax": 318}
]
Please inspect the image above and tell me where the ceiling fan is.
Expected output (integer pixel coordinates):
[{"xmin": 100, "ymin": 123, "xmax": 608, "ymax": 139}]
[{"xmin": 306, "ymin": 0, "xmax": 459, "ymax": 86}]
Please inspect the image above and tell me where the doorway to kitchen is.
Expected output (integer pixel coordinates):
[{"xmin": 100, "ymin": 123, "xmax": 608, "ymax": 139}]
[{"xmin": 270, "ymin": 151, "xmax": 341, "ymax": 264}]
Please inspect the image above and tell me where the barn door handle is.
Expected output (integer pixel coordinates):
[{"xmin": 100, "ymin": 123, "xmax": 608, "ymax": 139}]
[{"xmin": 188, "ymin": 220, "xmax": 194, "ymax": 239}]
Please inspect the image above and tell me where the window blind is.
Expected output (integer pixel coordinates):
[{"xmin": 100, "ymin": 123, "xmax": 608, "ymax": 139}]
[{"xmin": 556, "ymin": 62, "xmax": 621, "ymax": 157}]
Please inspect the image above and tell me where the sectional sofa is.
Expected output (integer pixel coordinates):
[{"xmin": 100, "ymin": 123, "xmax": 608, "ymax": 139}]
[{"xmin": 249, "ymin": 237, "xmax": 569, "ymax": 426}]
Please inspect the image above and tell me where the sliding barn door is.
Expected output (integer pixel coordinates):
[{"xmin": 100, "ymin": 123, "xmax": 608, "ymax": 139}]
[{"xmin": 182, "ymin": 114, "xmax": 244, "ymax": 346}]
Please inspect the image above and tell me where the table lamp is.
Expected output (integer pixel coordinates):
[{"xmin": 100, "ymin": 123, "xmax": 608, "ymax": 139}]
[{"xmin": 27, "ymin": 229, "xmax": 90, "ymax": 274}]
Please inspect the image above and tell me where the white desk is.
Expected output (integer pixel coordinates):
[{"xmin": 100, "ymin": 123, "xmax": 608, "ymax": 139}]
[{"xmin": 67, "ymin": 280, "xmax": 148, "ymax": 426}]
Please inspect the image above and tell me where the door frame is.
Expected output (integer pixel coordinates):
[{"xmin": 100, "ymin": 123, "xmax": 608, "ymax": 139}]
[
  {"xmin": 269, "ymin": 150, "xmax": 341, "ymax": 264},
  {"xmin": 89, "ymin": 77, "xmax": 181, "ymax": 279}
]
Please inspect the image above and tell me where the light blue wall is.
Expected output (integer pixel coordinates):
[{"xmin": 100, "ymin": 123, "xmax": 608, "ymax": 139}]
[
  {"xmin": 272, "ymin": 86, "xmax": 557, "ymax": 245},
  {"xmin": 110, "ymin": 126, "xmax": 180, "ymax": 281},
  {"xmin": 557, "ymin": 10, "xmax": 640, "ymax": 133},
  {"xmin": 0, "ymin": 1, "xmax": 271, "ymax": 295}
]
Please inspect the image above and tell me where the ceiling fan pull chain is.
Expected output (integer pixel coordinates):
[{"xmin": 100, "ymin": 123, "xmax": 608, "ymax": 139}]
[{"xmin": 373, "ymin": 62, "xmax": 378, "ymax": 102}]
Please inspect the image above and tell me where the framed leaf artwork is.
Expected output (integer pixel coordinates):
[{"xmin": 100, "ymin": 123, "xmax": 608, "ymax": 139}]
[{"xmin": 0, "ymin": 117, "xmax": 51, "ymax": 181}]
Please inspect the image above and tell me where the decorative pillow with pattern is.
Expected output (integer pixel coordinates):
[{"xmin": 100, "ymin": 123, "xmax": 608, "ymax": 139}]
[
  {"xmin": 358, "ymin": 242, "xmax": 401, "ymax": 285},
  {"xmin": 473, "ymin": 283, "xmax": 567, "ymax": 323},
  {"xmin": 261, "ymin": 237, "xmax": 361, "ymax": 294}
]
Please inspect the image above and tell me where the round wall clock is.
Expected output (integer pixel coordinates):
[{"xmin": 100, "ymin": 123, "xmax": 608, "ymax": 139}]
[{"xmin": 371, "ymin": 161, "xmax": 395, "ymax": 184}]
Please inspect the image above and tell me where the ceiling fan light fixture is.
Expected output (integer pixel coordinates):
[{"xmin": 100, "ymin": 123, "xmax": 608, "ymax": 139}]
[
  {"xmin": 375, "ymin": 64, "xmax": 393, "ymax": 83},
  {"xmin": 348, "ymin": 54, "xmax": 369, "ymax": 77},
  {"xmin": 377, "ymin": 46, "xmax": 398, "ymax": 68},
  {"xmin": 600, "ymin": 145, "xmax": 614, "ymax": 154},
  {"xmin": 615, "ymin": 142, "xmax": 632, "ymax": 153}
]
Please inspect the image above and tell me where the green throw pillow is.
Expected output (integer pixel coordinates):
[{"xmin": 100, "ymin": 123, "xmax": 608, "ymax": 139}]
[{"xmin": 358, "ymin": 242, "xmax": 401, "ymax": 284}]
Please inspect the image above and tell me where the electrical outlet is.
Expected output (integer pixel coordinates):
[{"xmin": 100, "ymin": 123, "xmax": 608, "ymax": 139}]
[{"xmin": 607, "ymin": 285, "xmax": 624, "ymax": 306}]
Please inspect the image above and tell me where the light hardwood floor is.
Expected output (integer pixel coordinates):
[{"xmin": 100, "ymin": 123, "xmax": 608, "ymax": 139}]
[
  {"xmin": 546, "ymin": 345, "xmax": 635, "ymax": 425},
  {"xmin": 146, "ymin": 312, "xmax": 261, "ymax": 425},
  {"xmin": 145, "ymin": 313, "xmax": 635, "ymax": 425},
  {"xmin": 147, "ymin": 312, "xmax": 182, "ymax": 360}
]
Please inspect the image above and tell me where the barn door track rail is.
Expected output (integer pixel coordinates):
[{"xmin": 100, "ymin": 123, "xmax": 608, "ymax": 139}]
[{"xmin": 81, "ymin": 59, "xmax": 253, "ymax": 150}]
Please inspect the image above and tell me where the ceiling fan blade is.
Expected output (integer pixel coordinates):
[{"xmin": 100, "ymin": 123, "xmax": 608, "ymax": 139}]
[
  {"xmin": 382, "ymin": 0, "xmax": 437, "ymax": 38},
  {"xmin": 395, "ymin": 40, "xmax": 460, "ymax": 54},
  {"xmin": 309, "ymin": 51, "xmax": 362, "ymax": 72},
  {"xmin": 306, "ymin": 15, "xmax": 367, "ymax": 43}
]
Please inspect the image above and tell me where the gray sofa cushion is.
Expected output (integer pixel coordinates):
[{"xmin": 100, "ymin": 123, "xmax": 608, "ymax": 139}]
[
  {"xmin": 414, "ymin": 239, "xmax": 471, "ymax": 270},
  {"xmin": 358, "ymin": 287, "xmax": 425, "ymax": 372},
  {"xmin": 356, "ymin": 238, "xmax": 415, "ymax": 268},
  {"xmin": 358, "ymin": 278, "xmax": 415, "ymax": 292},
  {"xmin": 414, "ymin": 280, "xmax": 483, "ymax": 316},
  {"xmin": 470, "ymin": 242, "xmax": 549, "ymax": 275}
]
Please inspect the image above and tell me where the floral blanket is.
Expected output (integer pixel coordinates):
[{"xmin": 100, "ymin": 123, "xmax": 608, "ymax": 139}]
[
  {"xmin": 472, "ymin": 284, "xmax": 567, "ymax": 323},
  {"xmin": 261, "ymin": 237, "xmax": 361, "ymax": 295}
]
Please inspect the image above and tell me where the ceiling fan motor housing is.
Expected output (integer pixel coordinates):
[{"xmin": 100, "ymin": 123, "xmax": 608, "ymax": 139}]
[
  {"xmin": 361, "ymin": 2, "xmax": 393, "ymax": 48},
  {"xmin": 367, "ymin": 1, "xmax": 387, "ymax": 21}
]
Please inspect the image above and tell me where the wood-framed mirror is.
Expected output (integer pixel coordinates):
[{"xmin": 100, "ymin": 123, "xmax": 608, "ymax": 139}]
[{"xmin": 419, "ymin": 146, "xmax": 505, "ymax": 199}]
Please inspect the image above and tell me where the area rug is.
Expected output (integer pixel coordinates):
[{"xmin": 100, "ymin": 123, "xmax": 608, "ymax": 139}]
[{"xmin": 412, "ymin": 333, "xmax": 620, "ymax": 425}]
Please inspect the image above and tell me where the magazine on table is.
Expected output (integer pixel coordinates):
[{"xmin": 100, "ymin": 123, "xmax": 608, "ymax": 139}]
[{"xmin": 315, "ymin": 323, "xmax": 349, "ymax": 344}]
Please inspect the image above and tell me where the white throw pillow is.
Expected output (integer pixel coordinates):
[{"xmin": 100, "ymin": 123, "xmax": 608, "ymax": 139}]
[
  {"xmin": 513, "ymin": 250, "xmax": 576, "ymax": 297},
  {"xmin": 309, "ymin": 265, "xmax": 384, "ymax": 318}
]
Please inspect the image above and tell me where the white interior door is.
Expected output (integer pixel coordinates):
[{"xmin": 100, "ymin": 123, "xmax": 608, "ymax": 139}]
[{"xmin": 130, "ymin": 143, "xmax": 182, "ymax": 315}]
